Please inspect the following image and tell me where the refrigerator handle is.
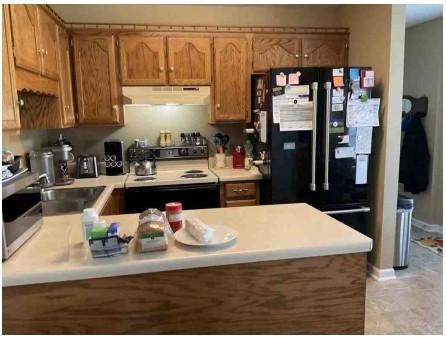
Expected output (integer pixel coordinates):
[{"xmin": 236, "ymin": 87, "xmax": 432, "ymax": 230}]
[
  {"xmin": 323, "ymin": 81, "xmax": 332, "ymax": 191},
  {"xmin": 309, "ymin": 82, "xmax": 318, "ymax": 192}
]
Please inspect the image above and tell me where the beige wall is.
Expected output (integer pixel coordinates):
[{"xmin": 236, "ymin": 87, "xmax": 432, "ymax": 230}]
[
  {"xmin": 50, "ymin": 4, "xmax": 339, "ymax": 27},
  {"xmin": 335, "ymin": 5, "xmax": 406, "ymax": 270},
  {"xmin": 47, "ymin": 106, "xmax": 244, "ymax": 158},
  {"xmin": 401, "ymin": 18, "xmax": 443, "ymax": 226},
  {"xmin": 2, "ymin": 129, "xmax": 48, "ymax": 159}
]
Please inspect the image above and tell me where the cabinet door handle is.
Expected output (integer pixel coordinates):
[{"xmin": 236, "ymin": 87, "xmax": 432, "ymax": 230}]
[
  {"xmin": 242, "ymin": 188, "xmax": 249, "ymax": 192},
  {"xmin": 44, "ymin": 49, "xmax": 48, "ymax": 55},
  {"xmin": 216, "ymin": 104, "xmax": 221, "ymax": 109},
  {"xmin": 295, "ymin": 54, "xmax": 300, "ymax": 59},
  {"xmin": 159, "ymin": 66, "xmax": 164, "ymax": 72},
  {"xmin": 304, "ymin": 53, "xmax": 309, "ymax": 58},
  {"xmin": 232, "ymin": 189, "xmax": 242, "ymax": 193},
  {"xmin": 170, "ymin": 66, "xmax": 174, "ymax": 72}
]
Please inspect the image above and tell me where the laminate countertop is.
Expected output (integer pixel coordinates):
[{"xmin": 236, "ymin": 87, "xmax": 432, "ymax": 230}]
[
  {"xmin": 209, "ymin": 166, "xmax": 263, "ymax": 182},
  {"xmin": 2, "ymin": 203, "xmax": 372, "ymax": 287}
]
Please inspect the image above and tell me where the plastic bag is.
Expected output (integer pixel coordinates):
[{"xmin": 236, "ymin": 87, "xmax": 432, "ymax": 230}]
[{"xmin": 135, "ymin": 208, "xmax": 171, "ymax": 253}]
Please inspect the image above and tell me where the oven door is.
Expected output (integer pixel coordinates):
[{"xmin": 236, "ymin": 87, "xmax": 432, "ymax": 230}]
[{"xmin": 125, "ymin": 183, "xmax": 219, "ymax": 213}]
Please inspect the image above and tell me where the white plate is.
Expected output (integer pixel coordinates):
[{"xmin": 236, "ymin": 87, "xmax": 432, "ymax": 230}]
[{"xmin": 174, "ymin": 224, "xmax": 238, "ymax": 247}]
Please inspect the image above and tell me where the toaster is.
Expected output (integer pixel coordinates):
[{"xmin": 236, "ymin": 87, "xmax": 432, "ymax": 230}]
[{"xmin": 76, "ymin": 155, "xmax": 98, "ymax": 178}]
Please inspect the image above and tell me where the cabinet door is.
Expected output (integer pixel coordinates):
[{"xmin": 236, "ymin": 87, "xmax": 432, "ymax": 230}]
[
  {"xmin": 214, "ymin": 38, "xmax": 248, "ymax": 121},
  {"xmin": 9, "ymin": 4, "xmax": 41, "ymax": 74},
  {"xmin": 73, "ymin": 34, "xmax": 122, "ymax": 125},
  {"xmin": 2, "ymin": 5, "xmax": 20, "ymax": 130},
  {"xmin": 36, "ymin": 7, "xmax": 58, "ymax": 79},
  {"xmin": 252, "ymin": 37, "xmax": 301, "ymax": 72},
  {"xmin": 301, "ymin": 38, "xmax": 347, "ymax": 67},
  {"xmin": 56, "ymin": 26, "xmax": 75, "ymax": 127},
  {"xmin": 167, "ymin": 37, "xmax": 212, "ymax": 85},
  {"xmin": 119, "ymin": 35, "xmax": 166, "ymax": 85}
]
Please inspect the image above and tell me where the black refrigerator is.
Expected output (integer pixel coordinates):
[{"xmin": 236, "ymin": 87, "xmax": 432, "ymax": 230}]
[{"xmin": 252, "ymin": 67, "xmax": 378, "ymax": 232}]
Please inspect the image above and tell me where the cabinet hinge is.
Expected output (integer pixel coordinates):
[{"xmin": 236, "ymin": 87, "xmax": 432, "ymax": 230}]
[
  {"xmin": 345, "ymin": 42, "xmax": 348, "ymax": 49},
  {"xmin": 70, "ymin": 38, "xmax": 73, "ymax": 47}
]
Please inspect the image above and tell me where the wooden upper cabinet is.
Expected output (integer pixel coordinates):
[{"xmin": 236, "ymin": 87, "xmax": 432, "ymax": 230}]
[
  {"xmin": 9, "ymin": 4, "xmax": 40, "ymax": 74},
  {"xmin": 36, "ymin": 7, "xmax": 58, "ymax": 80},
  {"xmin": 213, "ymin": 38, "xmax": 248, "ymax": 121},
  {"xmin": 167, "ymin": 37, "xmax": 212, "ymax": 85},
  {"xmin": 119, "ymin": 35, "xmax": 166, "ymax": 85},
  {"xmin": 301, "ymin": 37, "xmax": 348, "ymax": 67},
  {"xmin": 252, "ymin": 37, "xmax": 301, "ymax": 72},
  {"xmin": 3, "ymin": 5, "xmax": 20, "ymax": 130},
  {"xmin": 73, "ymin": 34, "xmax": 123, "ymax": 125},
  {"xmin": 56, "ymin": 26, "xmax": 75, "ymax": 127}
]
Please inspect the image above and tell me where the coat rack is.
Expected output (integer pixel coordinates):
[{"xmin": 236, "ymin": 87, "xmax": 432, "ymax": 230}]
[{"xmin": 402, "ymin": 95, "xmax": 428, "ymax": 118}]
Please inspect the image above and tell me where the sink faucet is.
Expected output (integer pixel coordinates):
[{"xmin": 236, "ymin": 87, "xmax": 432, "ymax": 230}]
[{"xmin": 38, "ymin": 173, "xmax": 50, "ymax": 191}]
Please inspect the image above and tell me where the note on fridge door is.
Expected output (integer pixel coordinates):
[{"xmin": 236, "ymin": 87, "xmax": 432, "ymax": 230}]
[
  {"xmin": 335, "ymin": 146, "xmax": 355, "ymax": 159},
  {"xmin": 346, "ymin": 98, "xmax": 380, "ymax": 127},
  {"xmin": 273, "ymin": 93, "xmax": 309, "ymax": 124},
  {"xmin": 276, "ymin": 72, "xmax": 287, "ymax": 86},
  {"xmin": 260, "ymin": 111, "xmax": 267, "ymax": 142},
  {"xmin": 285, "ymin": 84, "xmax": 309, "ymax": 96},
  {"xmin": 355, "ymin": 127, "xmax": 373, "ymax": 154},
  {"xmin": 279, "ymin": 101, "xmax": 313, "ymax": 131},
  {"xmin": 355, "ymin": 154, "xmax": 368, "ymax": 184}
]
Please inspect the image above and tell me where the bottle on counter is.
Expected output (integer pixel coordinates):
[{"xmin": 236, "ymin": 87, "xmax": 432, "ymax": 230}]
[
  {"xmin": 165, "ymin": 202, "xmax": 183, "ymax": 233},
  {"xmin": 81, "ymin": 208, "xmax": 99, "ymax": 243}
]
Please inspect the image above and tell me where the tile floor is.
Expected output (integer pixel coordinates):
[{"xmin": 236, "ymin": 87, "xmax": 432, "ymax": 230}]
[{"xmin": 365, "ymin": 227, "xmax": 443, "ymax": 334}]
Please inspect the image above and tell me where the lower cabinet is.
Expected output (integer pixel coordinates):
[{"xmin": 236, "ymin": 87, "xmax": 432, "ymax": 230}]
[
  {"xmin": 100, "ymin": 188, "xmax": 126, "ymax": 216},
  {"xmin": 219, "ymin": 181, "xmax": 260, "ymax": 208}
]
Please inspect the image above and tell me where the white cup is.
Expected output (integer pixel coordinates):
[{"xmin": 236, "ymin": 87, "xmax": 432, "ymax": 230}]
[{"xmin": 215, "ymin": 154, "xmax": 226, "ymax": 168}]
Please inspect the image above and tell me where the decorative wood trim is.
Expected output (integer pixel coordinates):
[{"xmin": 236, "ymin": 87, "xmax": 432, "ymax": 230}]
[
  {"xmin": 40, "ymin": 4, "xmax": 65, "ymax": 29},
  {"xmin": 3, "ymin": 253, "xmax": 367, "ymax": 334},
  {"xmin": 15, "ymin": 67, "xmax": 59, "ymax": 96},
  {"xmin": 65, "ymin": 22, "xmax": 349, "ymax": 35}
]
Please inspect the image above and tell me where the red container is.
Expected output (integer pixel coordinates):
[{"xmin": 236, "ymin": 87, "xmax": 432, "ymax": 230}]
[
  {"xmin": 165, "ymin": 202, "xmax": 183, "ymax": 232},
  {"xmin": 232, "ymin": 145, "xmax": 245, "ymax": 169}
]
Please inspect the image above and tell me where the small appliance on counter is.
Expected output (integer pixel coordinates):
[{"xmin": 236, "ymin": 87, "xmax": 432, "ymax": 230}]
[
  {"xmin": 28, "ymin": 150, "xmax": 56, "ymax": 187},
  {"xmin": 104, "ymin": 140, "xmax": 125, "ymax": 176},
  {"xmin": 2, "ymin": 171, "xmax": 43, "ymax": 260},
  {"xmin": 76, "ymin": 155, "xmax": 98, "ymax": 178},
  {"xmin": 50, "ymin": 134, "xmax": 75, "ymax": 185}
]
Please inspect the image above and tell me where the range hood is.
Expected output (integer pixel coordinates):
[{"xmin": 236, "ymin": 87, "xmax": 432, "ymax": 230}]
[{"xmin": 123, "ymin": 86, "xmax": 210, "ymax": 106}]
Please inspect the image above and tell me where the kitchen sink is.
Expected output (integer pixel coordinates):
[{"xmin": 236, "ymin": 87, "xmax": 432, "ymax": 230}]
[{"xmin": 41, "ymin": 186, "xmax": 105, "ymax": 216}]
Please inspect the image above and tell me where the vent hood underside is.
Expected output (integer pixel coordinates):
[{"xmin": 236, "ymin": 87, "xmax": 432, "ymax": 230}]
[{"xmin": 123, "ymin": 86, "xmax": 210, "ymax": 106}]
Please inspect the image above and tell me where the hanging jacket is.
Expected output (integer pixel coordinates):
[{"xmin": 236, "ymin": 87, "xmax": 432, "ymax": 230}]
[{"xmin": 399, "ymin": 117, "xmax": 430, "ymax": 194}]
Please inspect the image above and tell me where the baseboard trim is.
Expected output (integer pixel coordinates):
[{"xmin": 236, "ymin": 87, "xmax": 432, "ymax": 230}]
[
  {"xmin": 367, "ymin": 263, "xmax": 396, "ymax": 281},
  {"xmin": 412, "ymin": 218, "xmax": 443, "ymax": 234}
]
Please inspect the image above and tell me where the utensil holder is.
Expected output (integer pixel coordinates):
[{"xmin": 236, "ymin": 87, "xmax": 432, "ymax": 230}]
[{"xmin": 215, "ymin": 153, "xmax": 226, "ymax": 168}]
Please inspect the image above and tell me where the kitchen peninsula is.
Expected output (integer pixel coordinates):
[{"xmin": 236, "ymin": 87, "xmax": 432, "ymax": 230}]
[{"xmin": 3, "ymin": 197, "xmax": 372, "ymax": 334}]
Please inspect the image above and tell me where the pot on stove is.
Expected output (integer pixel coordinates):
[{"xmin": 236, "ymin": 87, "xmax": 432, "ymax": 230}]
[{"xmin": 135, "ymin": 158, "xmax": 157, "ymax": 176}]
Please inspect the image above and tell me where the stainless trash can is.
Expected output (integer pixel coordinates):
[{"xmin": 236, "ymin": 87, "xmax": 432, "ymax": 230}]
[{"xmin": 394, "ymin": 195, "xmax": 414, "ymax": 270}]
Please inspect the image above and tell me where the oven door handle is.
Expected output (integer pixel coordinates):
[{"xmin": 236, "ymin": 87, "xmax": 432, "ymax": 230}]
[{"xmin": 324, "ymin": 206, "xmax": 370, "ymax": 215}]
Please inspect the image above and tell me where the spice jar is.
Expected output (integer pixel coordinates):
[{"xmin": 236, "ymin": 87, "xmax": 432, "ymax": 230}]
[{"xmin": 165, "ymin": 202, "xmax": 183, "ymax": 232}]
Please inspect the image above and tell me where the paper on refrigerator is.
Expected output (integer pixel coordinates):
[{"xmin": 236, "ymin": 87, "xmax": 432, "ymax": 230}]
[
  {"xmin": 272, "ymin": 90, "xmax": 309, "ymax": 124},
  {"xmin": 259, "ymin": 111, "xmax": 267, "ymax": 143},
  {"xmin": 355, "ymin": 154, "xmax": 368, "ymax": 184},
  {"xmin": 355, "ymin": 127, "xmax": 373, "ymax": 154},
  {"xmin": 279, "ymin": 101, "xmax": 313, "ymax": 131},
  {"xmin": 346, "ymin": 98, "xmax": 380, "ymax": 127}
]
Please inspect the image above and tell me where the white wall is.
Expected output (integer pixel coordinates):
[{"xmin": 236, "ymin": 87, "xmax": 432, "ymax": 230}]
[{"xmin": 401, "ymin": 18, "xmax": 443, "ymax": 226}]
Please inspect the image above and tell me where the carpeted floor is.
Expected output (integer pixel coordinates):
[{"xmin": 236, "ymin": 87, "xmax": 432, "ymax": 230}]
[{"xmin": 365, "ymin": 226, "xmax": 443, "ymax": 335}]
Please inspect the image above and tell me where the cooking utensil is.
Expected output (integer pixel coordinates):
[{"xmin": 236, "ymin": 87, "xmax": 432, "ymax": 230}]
[
  {"xmin": 221, "ymin": 134, "xmax": 230, "ymax": 153},
  {"xmin": 135, "ymin": 152, "xmax": 157, "ymax": 176}
]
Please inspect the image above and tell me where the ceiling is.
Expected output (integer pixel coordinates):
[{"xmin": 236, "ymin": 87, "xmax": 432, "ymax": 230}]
[{"xmin": 406, "ymin": 4, "xmax": 443, "ymax": 28}]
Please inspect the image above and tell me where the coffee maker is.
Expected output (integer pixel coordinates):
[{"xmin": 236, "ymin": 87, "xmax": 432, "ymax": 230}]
[{"xmin": 51, "ymin": 134, "xmax": 75, "ymax": 185}]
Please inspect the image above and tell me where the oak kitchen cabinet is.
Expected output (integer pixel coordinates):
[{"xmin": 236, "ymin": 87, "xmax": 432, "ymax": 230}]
[
  {"xmin": 219, "ymin": 181, "xmax": 260, "ymax": 208},
  {"xmin": 2, "ymin": 5, "xmax": 20, "ymax": 130},
  {"xmin": 9, "ymin": 5, "xmax": 59, "ymax": 81},
  {"xmin": 72, "ymin": 34, "xmax": 123, "ymax": 125},
  {"xmin": 56, "ymin": 25, "xmax": 75, "ymax": 127},
  {"xmin": 167, "ymin": 37, "xmax": 212, "ymax": 85},
  {"xmin": 252, "ymin": 37, "xmax": 301, "ymax": 72},
  {"xmin": 118, "ymin": 35, "xmax": 211, "ymax": 86},
  {"xmin": 119, "ymin": 35, "xmax": 166, "ymax": 85},
  {"xmin": 213, "ymin": 37, "xmax": 248, "ymax": 122},
  {"xmin": 301, "ymin": 36, "xmax": 348, "ymax": 67}
]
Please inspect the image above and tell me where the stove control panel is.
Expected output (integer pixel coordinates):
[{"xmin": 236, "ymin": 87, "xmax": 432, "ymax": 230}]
[{"xmin": 128, "ymin": 145, "xmax": 208, "ymax": 162}]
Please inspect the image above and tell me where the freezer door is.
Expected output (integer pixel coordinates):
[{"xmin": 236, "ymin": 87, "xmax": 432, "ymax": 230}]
[
  {"xmin": 315, "ymin": 67, "xmax": 370, "ymax": 207},
  {"xmin": 269, "ymin": 67, "xmax": 319, "ymax": 204}
]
